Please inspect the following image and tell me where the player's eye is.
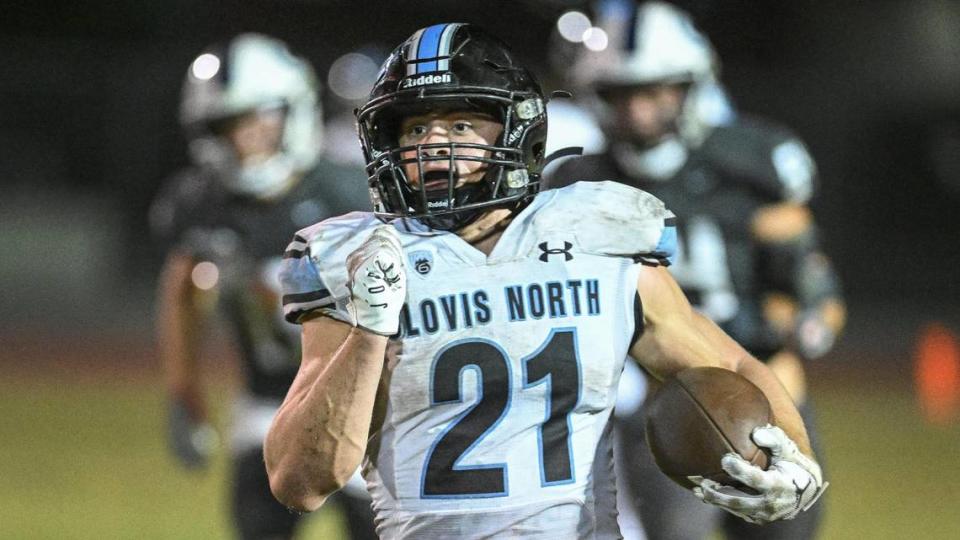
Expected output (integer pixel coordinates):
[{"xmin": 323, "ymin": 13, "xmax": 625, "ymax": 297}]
[
  {"xmin": 408, "ymin": 125, "xmax": 427, "ymax": 137},
  {"xmin": 451, "ymin": 121, "xmax": 472, "ymax": 134}
]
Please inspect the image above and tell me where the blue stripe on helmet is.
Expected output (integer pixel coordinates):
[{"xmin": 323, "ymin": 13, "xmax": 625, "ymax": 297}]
[
  {"xmin": 436, "ymin": 23, "xmax": 461, "ymax": 71},
  {"xmin": 416, "ymin": 24, "xmax": 447, "ymax": 73}
]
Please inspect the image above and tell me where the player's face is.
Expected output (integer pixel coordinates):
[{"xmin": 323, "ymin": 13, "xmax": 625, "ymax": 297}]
[
  {"xmin": 398, "ymin": 110, "xmax": 504, "ymax": 188},
  {"xmin": 607, "ymin": 83, "xmax": 687, "ymax": 144},
  {"xmin": 221, "ymin": 108, "xmax": 285, "ymax": 165}
]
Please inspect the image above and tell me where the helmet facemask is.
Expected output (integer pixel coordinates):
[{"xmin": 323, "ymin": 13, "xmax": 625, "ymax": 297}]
[
  {"xmin": 359, "ymin": 94, "xmax": 545, "ymax": 230},
  {"xmin": 356, "ymin": 23, "xmax": 549, "ymax": 231}
]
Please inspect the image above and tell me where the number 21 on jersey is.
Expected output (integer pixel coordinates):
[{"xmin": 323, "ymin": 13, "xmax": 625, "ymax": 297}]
[{"xmin": 421, "ymin": 328, "xmax": 581, "ymax": 498}]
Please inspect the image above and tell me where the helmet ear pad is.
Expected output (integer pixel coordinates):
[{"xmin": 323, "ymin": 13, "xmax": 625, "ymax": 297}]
[{"xmin": 511, "ymin": 113, "xmax": 548, "ymax": 178}]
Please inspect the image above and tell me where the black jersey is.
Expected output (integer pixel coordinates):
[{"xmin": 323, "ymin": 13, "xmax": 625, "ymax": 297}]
[
  {"xmin": 151, "ymin": 159, "xmax": 370, "ymax": 397},
  {"xmin": 549, "ymin": 117, "xmax": 817, "ymax": 358}
]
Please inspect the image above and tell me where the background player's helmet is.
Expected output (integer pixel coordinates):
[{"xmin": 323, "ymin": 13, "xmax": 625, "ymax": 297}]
[
  {"xmin": 574, "ymin": 1, "xmax": 719, "ymax": 148},
  {"xmin": 180, "ymin": 33, "xmax": 322, "ymax": 199},
  {"xmin": 356, "ymin": 23, "xmax": 548, "ymax": 230}
]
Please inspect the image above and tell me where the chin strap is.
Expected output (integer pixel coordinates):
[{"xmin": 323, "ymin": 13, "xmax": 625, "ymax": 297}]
[{"xmin": 456, "ymin": 208, "xmax": 514, "ymax": 244}]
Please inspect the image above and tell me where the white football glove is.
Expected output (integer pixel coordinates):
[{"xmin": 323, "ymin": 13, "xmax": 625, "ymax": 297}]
[
  {"xmin": 690, "ymin": 424, "xmax": 827, "ymax": 525},
  {"xmin": 345, "ymin": 225, "xmax": 407, "ymax": 336}
]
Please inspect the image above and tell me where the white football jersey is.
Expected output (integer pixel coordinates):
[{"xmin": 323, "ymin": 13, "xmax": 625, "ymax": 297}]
[{"xmin": 280, "ymin": 181, "xmax": 676, "ymax": 539}]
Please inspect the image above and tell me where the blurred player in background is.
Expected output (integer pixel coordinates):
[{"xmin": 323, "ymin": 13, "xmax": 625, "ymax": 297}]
[
  {"xmin": 547, "ymin": 2, "xmax": 846, "ymax": 539},
  {"xmin": 265, "ymin": 22, "xmax": 826, "ymax": 539},
  {"xmin": 150, "ymin": 33, "xmax": 376, "ymax": 540}
]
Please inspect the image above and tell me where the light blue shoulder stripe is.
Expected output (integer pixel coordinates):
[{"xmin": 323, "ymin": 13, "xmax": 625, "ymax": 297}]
[{"xmin": 654, "ymin": 216, "xmax": 677, "ymax": 265}]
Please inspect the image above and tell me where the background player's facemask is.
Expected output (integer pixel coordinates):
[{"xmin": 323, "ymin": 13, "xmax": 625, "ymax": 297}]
[
  {"xmin": 595, "ymin": 83, "xmax": 694, "ymax": 182},
  {"xmin": 192, "ymin": 111, "xmax": 302, "ymax": 199},
  {"xmin": 571, "ymin": 2, "xmax": 728, "ymax": 180},
  {"xmin": 597, "ymin": 84, "xmax": 688, "ymax": 149},
  {"xmin": 180, "ymin": 34, "xmax": 323, "ymax": 201}
]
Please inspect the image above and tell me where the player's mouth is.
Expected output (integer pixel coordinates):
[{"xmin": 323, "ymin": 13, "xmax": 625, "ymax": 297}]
[{"xmin": 421, "ymin": 170, "xmax": 458, "ymax": 192}]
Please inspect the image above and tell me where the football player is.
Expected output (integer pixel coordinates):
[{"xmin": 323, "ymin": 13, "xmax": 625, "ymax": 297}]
[
  {"xmin": 150, "ymin": 33, "xmax": 376, "ymax": 540},
  {"xmin": 546, "ymin": 3, "xmax": 846, "ymax": 539},
  {"xmin": 265, "ymin": 23, "xmax": 828, "ymax": 539}
]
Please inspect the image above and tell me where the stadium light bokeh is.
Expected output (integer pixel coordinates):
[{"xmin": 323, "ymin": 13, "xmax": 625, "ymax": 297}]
[
  {"xmin": 191, "ymin": 261, "xmax": 219, "ymax": 290},
  {"xmin": 582, "ymin": 27, "xmax": 609, "ymax": 51},
  {"xmin": 557, "ymin": 11, "xmax": 592, "ymax": 43},
  {"xmin": 327, "ymin": 51, "xmax": 381, "ymax": 101},
  {"xmin": 190, "ymin": 53, "xmax": 221, "ymax": 81}
]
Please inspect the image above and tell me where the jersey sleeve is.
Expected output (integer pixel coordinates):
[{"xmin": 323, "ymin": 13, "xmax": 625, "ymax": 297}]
[
  {"xmin": 534, "ymin": 181, "xmax": 677, "ymax": 265},
  {"xmin": 702, "ymin": 118, "xmax": 818, "ymax": 204},
  {"xmin": 279, "ymin": 231, "xmax": 338, "ymax": 323},
  {"xmin": 278, "ymin": 212, "xmax": 378, "ymax": 325},
  {"xmin": 634, "ymin": 215, "xmax": 677, "ymax": 267}
]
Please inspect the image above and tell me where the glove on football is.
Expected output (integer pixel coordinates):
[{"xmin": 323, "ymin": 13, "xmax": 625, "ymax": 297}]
[
  {"xmin": 346, "ymin": 225, "xmax": 407, "ymax": 336},
  {"xmin": 691, "ymin": 424, "xmax": 827, "ymax": 524}
]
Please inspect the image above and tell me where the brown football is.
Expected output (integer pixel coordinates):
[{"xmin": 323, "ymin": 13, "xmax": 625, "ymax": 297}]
[{"xmin": 644, "ymin": 366, "xmax": 774, "ymax": 490}]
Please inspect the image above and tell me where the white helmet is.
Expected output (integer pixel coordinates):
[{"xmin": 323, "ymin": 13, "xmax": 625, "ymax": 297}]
[
  {"xmin": 578, "ymin": 1, "xmax": 716, "ymax": 89},
  {"xmin": 180, "ymin": 33, "xmax": 322, "ymax": 199},
  {"xmin": 574, "ymin": 0, "xmax": 721, "ymax": 169}
]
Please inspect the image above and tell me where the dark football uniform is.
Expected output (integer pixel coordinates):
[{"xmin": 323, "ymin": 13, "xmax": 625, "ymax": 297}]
[
  {"xmin": 152, "ymin": 161, "xmax": 370, "ymax": 398},
  {"xmin": 548, "ymin": 117, "xmax": 834, "ymax": 540},
  {"xmin": 151, "ymin": 159, "xmax": 376, "ymax": 540}
]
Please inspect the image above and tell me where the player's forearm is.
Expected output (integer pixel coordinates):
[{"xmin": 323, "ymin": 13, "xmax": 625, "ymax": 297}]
[
  {"xmin": 734, "ymin": 355, "xmax": 813, "ymax": 457},
  {"xmin": 265, "ymin": 325, "xmax": 385, "ymax": 510},
  {"xmin": 687, "ymin": 309, "xmax": 815, "ymax": 458},
  {"xmin": 156, "ymin": 257, "xmax": 203, "ymax": 399}
]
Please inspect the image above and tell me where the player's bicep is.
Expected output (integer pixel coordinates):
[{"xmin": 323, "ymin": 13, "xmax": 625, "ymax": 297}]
[{"xmin": 629, "ymin": 265, "xmax": 744, "ymax": 380}]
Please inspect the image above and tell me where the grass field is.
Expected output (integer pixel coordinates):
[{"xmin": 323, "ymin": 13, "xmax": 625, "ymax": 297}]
[
  {"xmin": 2, "ymin": 339, "xmax": 959, "ymax": 539},
  {"xmin": 0, "ymin": 377, "xmax": 347, "ymax": 540}
]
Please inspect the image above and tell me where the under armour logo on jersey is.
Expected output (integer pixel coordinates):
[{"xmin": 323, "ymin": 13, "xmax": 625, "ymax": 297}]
[
  {"xmin": 538, "ymin": 241, "xmax": 573, "ymax": 262},
  {"xmin": 408, "ymin": 250, "xmax": 433, "ymax": 275}
]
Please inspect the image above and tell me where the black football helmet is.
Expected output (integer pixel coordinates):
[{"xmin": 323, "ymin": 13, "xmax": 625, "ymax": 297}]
[{"xmin": 356, "ymin": 23, "xmax": 549, "ymax": 230}]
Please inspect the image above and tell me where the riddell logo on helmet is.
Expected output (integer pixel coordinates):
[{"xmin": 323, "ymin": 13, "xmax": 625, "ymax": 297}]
[
  {"xmin": 505, "ymin": 122, "xmax": 527, "ymax": 145},
  {"xmin": 401, "ymin": 72, "xmax": 454, "ymax": 89}
]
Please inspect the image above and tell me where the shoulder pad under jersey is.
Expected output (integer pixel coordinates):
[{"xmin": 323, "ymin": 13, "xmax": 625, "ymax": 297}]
[
  {"xmin": 279, "ymin": 212, "xmax": 382, "ymax": 324},
  {"xmin": 527, "ymin": 181, "xmax": 676, "ymax": 265},
  {"xmin": 699, "ymin": 116, "xmax": 817, "ymax": 204}
]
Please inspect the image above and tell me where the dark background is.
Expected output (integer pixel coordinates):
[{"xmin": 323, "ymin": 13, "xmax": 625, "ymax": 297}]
[{"xmin": 2, "ymin": 0, "xmax": 958, "ymax": 348}]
